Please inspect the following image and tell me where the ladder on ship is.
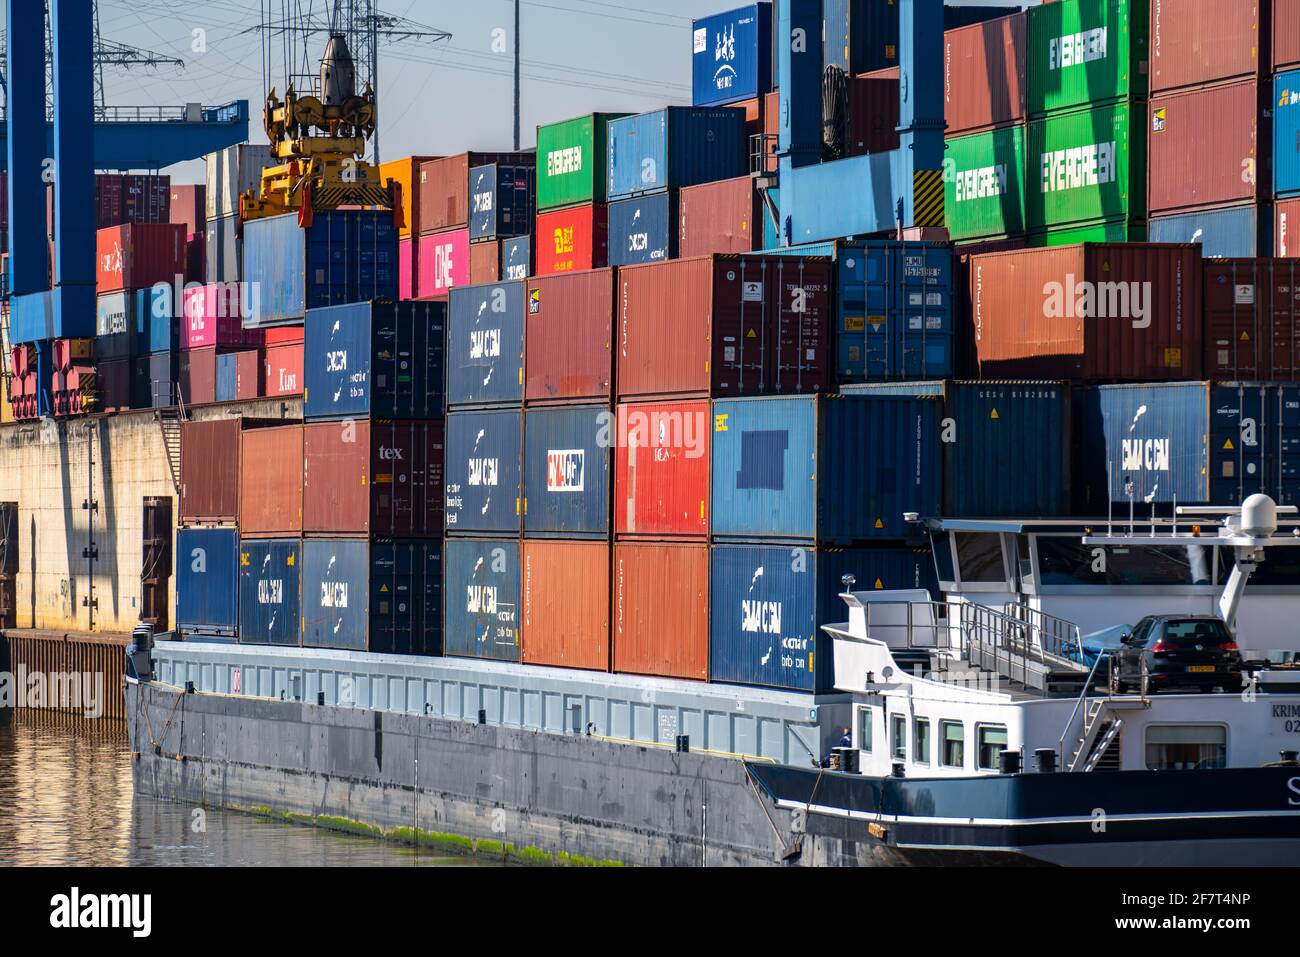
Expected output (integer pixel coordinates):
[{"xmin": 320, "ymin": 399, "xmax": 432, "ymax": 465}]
[
  {"xmin": 1060, "ymin": 658, "xmax": 1152, "ymax": 772},
  {"xmin": 157, "ymin": 390, "xmax": 187, "ymax": 495}
]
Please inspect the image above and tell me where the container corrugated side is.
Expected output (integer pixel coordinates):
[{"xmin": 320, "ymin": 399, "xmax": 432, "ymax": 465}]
[
  {"xmin": 536, "ymin": 114, "xmax": 629, "ymax": 210},
  {"xmin": 443, "ymin": 538, "xmax": 521, "ymax": 661},
  {"xmin": 469, "ymin": 162, "xmax": 535, "ymax": 242},
  {"xmin": 1150, "ymin": 0, "xmax": 1262, "ymax": 94},
  {"xmin": 524, "ymin": 268, "xmax": 614, "ymax": 403},
  {"xmin": 180, "ymin": 419, "xmax": 241, "ymax": 524},
  {"xmin": 607, "ymin": 192, "xmax": 677, "ymax": 266},
  {"xmin": 239, "ymin": 424, "xmax": 304, "ymax": 536},
  {"xmin": 418, "ymin": 152, "xmax": 534, "ymax": 234},
  {"xmin": 237, "ymin": 538, "xmax": 302, "ymax": 647},
  {"xmin": 446, "ymin": 280, "xmax": 525, "ymax": 408},
  {"xmin": 691, "ymin": 3, "xmax": 773, "ymax": 107},
  {"xmin": 523, "ymin": 405, "xmax": 611, "ymax": 537},
  {"xmin": 614, "ymin": 399, "xmax": 711, "ymax": 539},
  {"xmin": 946, "ymin": 12, "xmax": 1027, "ymax": 135},
  {"xmin": 944, "ymin": 125, "xmax": 1028, "ymax": 242},
  {"xmin": 502, "ymin": 236, "xmax": 532, "ymax": 281},
  {"xmin": 1026, "ymin": 0, "xmax": 1146, "ymax": 117},
  {"xmin": 1279, "ymin": 198, "xmax": 1300, "ymax": 257},
  {"xmin": 709, "ymin": 544, "xmax": 937, "ymax": 693},
  {"xmin": 1277, "ymin": 71, "xmax": 1300, "ymax": 198},
  {"xmin": 176, "ymin": 527, "xmax": 239, "ymax": 637},
  {"xmin": 416, "ymin": 227, "xmax": 469, "ymax": 298},
  {"xmin": 534, "ymin": 204, "xmax": 609, "ymax": 276},
  {"xmin": 1148, "ymin": 205, "xmax": 1263, "ymax": 258},
  {"xmin": 1279, "ymin": 0, "xmax": 1300, "ymax": 71},
  {"xmin": 95, "ymin": 223, "xmax": 187, "ymax": 293},
  {"xmin": 521, "ymin": 540, "xmax": 611, "ymax": 672},
  {"xmin": 1148, "ymin": 81, "xmax": 1262, "ymax": 215},
  {"xmin": 445, "ymin": 409, "xmax": 523, "ymax": 535},
  {"xmin": 678, "ymin": 176, "xmax": 760, "ymax": 256},
  {"xmin": 606, "ymin": 107, "xmax": 746, "ymax": 201},
  {"xmin": 613, "ymin": 541, "xmax": 707, "ymax": 680},
  {"xmin": 710, "ymin": 394, "xmax": 941, "ymax": 542}
]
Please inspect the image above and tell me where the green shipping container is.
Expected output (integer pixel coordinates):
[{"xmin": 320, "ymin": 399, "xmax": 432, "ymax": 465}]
[
  {"xmin": 1025, "ymin": 101, "xmax": 1145, "ymax": 233},
  {"xmin": 944, "ymin": 126, "xmax": 1027, "ymax": 242},
  {"xmin": 1030, "ymin": 221, "xmax": 1147, "ymax": 246},
  {"xmin": 1027, "ymin": 0, "xmax": 1149, "ymax": 117},
  {"xmin": 535, "ymin": 112, "xmax": 629, "ymax": 211}
]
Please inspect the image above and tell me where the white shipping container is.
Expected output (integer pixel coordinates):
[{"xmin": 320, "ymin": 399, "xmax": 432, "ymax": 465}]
[{"xmin": 205, "ymin": 144, "xmax": 275, "ymax": 221}]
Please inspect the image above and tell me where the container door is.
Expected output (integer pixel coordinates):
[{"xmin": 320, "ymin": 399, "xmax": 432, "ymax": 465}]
[{"xmin": 141, "ymin": 497, "xmax": 172, "ymax": 632}]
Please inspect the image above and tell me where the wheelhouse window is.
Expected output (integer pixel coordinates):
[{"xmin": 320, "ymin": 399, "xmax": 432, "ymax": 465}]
[
  {"xmin": 914, "ymin": 718, "xmax": 931, "ymax": 765},
  {"xmin": 940, "ymin": 720, "xmax": 965, "ymax": 768},
  {"xmin": 891, "ymin": 714, "xmax": 907, "ymax": 761},
  {"xmin": 858, "ymin": 707, "xmax": 874, "ymax": 753},
  {"xmin": 1036, "ymin": 538, "xmax": 1212, "ymax": 587},
  {"xmin": 977, "ymin": 724, "xmax": 1008, "ymax": 771},
  {"xmin": 954, "ymin": 534, "xmax": 1007, "ymax": 584},
  {"xmin": 1145, "ymin": 725, "xmax": 1227, "ymax": 770}
]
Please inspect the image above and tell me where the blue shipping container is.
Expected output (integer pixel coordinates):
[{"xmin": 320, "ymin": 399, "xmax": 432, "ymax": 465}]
[
  {"xmin": 446, "ymin": 280, "xmax": 525, "ymax": 408},
  {"xmin": 607, "ymin": 107, "xmax": 747, "ymax": 202},
  {"xmin": 607, "ymin": 192, "xmax": 677, "ymax": 266},
  {"xmin": 692, "ymin": 3, "xmax": 773, "ymax": 107},
  {"xmin": 148, "ymin": 350, "xmax": 178, "ymax": 407},
  {"xmin": 445, "ymin": 409, "xmax": 523, "ymax": 534},
  {"xmin": 502, "ymin": 236, "xmax": 532, "ymax": 281},
  {"xmin": 242, "ymin": 210, "xmax": 398, "ymax": 328},
  {"xmin": 711, "ymin": 394, "xmax": 941, "ymax": 542},
  {"xmin": 1277, "ymin": 71, "xmax": 1300, "ymax": 198},
  {"xmin": 301, "ymin": 539, "xmax": 442, "ymax": 655},
  {"xmin": 302, "ymin": 300, "xmax": 446, "ymax": 420},
  {"xmin": 523, "ymin": 405, "xmax": 611, "ymax": 536},
  {"xmin": 237, "ymin": 538, "xmax": 302, "ymax": 647},
  {"xmin": 1148, "ymin": 206, "xmax": 1266, "ymax": 259},
  {"xmin": 137, "ymin": 285, "xmax": 180, "ymax": 354},
  {"xmin": 709, "ymin": 544, "xmax": 937, "ymax": 693},
  {"xmin": 469, "ymin": 163, "xmax": 536, "ymax": 242},
  {"xmin": 205, "ymin": 212, "xmax": 241, "ymax": 283},
  {"xmin": 823, "ymin": 0, "xmax": 897, "ymax": 75},
  {"xmin": 215, "ymin": 352, "xmax": 237, "ymax": 402},
  {"xmin": 767, "ymin": 240, "xmax": 955, "ymax": 382},
  {"xmin": 443, "ymin": 538, "xmax": 521, "ymax": 661},
  {"xmin": 176, "ymin": 527, "xmax": 239, "ymax": 638}
]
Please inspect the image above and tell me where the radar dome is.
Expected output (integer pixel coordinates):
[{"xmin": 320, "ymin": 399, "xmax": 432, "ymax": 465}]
[{"xmin": 1241, "ymin": 494, "xmax": 1278, "ymax": 538}]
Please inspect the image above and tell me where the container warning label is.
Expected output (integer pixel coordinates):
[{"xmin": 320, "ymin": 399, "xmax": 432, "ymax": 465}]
[{"xmin": 742, "ymin": 281, "xmax": 763, "ymax": 302}]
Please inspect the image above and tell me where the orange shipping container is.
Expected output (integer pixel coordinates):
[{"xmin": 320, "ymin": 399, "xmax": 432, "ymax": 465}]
[
  {"xmin": 1147, "ymin": 81, "xmax": 1262, "ymax": 215},
  {"xmin": 525, "ymin": 268, "xmax": 615, "ymax": 403},
  {"xmin": 678, "ymin": 176, "xmax": 761, "ymax": 257},
  {"xmin": 762, "ymin": 91, "xmax": 779, "ymax": 174},
  {"xmin": 469, "ymin": 239, "xmax": 501, "ymax": 285},
  {"xmin": 521, "ymin": 540, "xmax": 611, "ymax": 672},
  {"xmin": 239, "ymin": 424, "xmax": 304, "ymax": 537},
  {"xmin": 379, "ymin": 155, "xmax": 439, "ymax": 237},
  {"xmin": 613, "ymin": 541, "xmax": 708, "ymax": 681},
  {"xmin": 968, "ymin": 243, "xmax": 1203, "ymax": 380},
  {"xmin": 1279, "ymin": 0, "xmax": 1300, "ymax": 71},
  {"xmin": 944, "ymin": 13, "xmax": 1026, "ymax": 135},
  {"xmin": 1150, "ymin": 0, "xmax": 1263, "ymax": 94}
]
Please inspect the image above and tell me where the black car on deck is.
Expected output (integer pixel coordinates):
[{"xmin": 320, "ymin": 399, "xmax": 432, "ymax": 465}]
[{"xmin": 1108, "ymin": 615, "xmax": 1243, "ymax": 694}]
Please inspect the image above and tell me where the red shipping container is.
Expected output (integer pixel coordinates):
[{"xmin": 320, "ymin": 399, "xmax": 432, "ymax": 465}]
[
  {"xmin": 470, "ymin": 239, "xmax": 501, "ymax": 285},
  {"xmin": 521, "ymin": 540, "xmax": 611, "ymax": 673},
  {"xmin": 945, "ymin": 12, "xmax": 1026, "ymax": 134},
  {"xmin": 183, "ymin": 284, "xmax": 265, "ymax": 350},
  {"xmin": 264, "ymin": 343, "xmax": 305, "ymax": 396},
  {"xmin": 968, "ymin": 243, "xmax": 1203, "ymax": 380},
  {"xmin": 525, "ymin": 268, "xmax": 615, "ymax": 403},
  {"xmin": 1148, "ymin": 81, "xmax": 1262, "ymax": 214},
  {"xmin": 240, "ymin": 424, "xmax": 304, "ymax": 536},
  {"xmin": 399, "ymin": 236, "xmax": 416, "ymax": 300},
  {"xmin": 1203, "ymin": 259, "xmax": 1300, "ymax": 381},
  {"xmin": 233, "ymin": 348, "xmax": 264, "ymax": 399},
  {"xmin": 614, "ymin": 399, "xmax": 711, "ymax": 538},
  {"xmin": 302, "ymin": 419, "xmax": 444, "ymax": 537},
  {"xmin": 613, "ymin": 541, "xmax": 708, "ymax": 681},
  {"xmin": 617, "ymin": 254, "xmax": 833, "ymax": 400},
  {"xmin": 679, "ymin": 177, "xmax": 761, "ymax": 257},
  {"xmin": 1279, "ymin": 0, "xmax": 1300, "ymax": 71},
  {"xmin": 180, "ymin": 346, "xmax": 218, "ymax": 405},
  {"xmin": 96, "ymin": 223, "xmax": 186, "ymax": 293},
  {"xmin": 416, "ymin": 228, "xmax": 469, "ymax": 299},
  {"xmin": 179, "ymin": 418, "xmax": 241, "ymax": 523},
  {"xmin": 535, "ymin": 204, "xmax": 609, "ymax": 276},
  {"xmin": 264, "ymin": 325, "xmax": 304, "ymax": 346},
  {"xmin": 418, "ymin": 152, "xmax": 534, "ymax": 234},
  {"xmin": 1278, "ymin": 198, "xmax": 1300, "ymax": 258},
  {"xmin": 169, "ymin": 184, "xmax": 206, "ymax": 236},
  {"xmin": 1150, "ymin": 0, "xmax": 1262, "ymax": 94},
  {"xmin": 97, "ymin": 358, "xmax": 132, "ymax": 413},
  {"xmin": 845, "ymin": 75, "xmax": 900, "ymax": 156}
]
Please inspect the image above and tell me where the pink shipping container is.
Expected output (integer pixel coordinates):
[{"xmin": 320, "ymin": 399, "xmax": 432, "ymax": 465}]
[
  {"xmin": 264, "ymin": 343, "xmax": 305, "ymax": 396},
  {"xmin": 968, "ymin": 243, "xmax": 1204, "ymax": 380},
  {"xmin": 1279, "ymin": 198, "xmax": 1300, "ymax": 258},
  {"xmin": 183, "ymin": 284, "xmax": 266, "ymax": 350},
  {"xmin": 1147, "ymin": 81, "xmax": 1262, "ymax": 214},
  {"xmin": 678, "ymin": 177, "xmax": 762, "ymax": 257},
  {"xmin": 416, "ymin": 227, "xmax": 469, "ymax": 299},
  {"xmin": 524, "ymin": 268, "xmax": 616, "ymax": 403},
  {"xmin": 1279, "ymin": 0, "xmax": 1300, "ymax": 71},
  {"xmin": 944, "ymin": 12, "xmax": 1026, "ymax": 135},
  {"xmin": 95, "ymin": 223, "xmax": 186, "ymax": 293},
  {"xmin": 1150, "ymin": 0, "xmax": 1263, "ymax": 94}
]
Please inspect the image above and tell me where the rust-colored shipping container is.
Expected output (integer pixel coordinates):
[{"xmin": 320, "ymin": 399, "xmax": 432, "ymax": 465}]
[
  {"xmin": 846, "ymin": 75, "xmax": 900, "ymax": 156},
  {"xmin": 1278, "ymin": 198, "xmax": 1300, "ymax": 258},
  {"xmin": 1203, "ymin": 259, "xmax": 1300, "ymax": 381},
  {"xmin": 1279, "ymin": 0, "xmax": 1300, "ymax": 71},
  {"xmin": 180, "ymin": 346, "xmax": 217, "ymax": 405},
  {"xmin": 520, "ymin": 540, "xmax": 611, "ymax": 672},
  {"xmin": 169, "ymin": 184, "xmax": 205, "ymax": 236},
  {"xmin": 524, "ymin": 268, "xmax": 615, "ymax": 403},
  {"xmin": 232, "ymin": 349, "xmax": 263, "ymax": 400},
  {"xmin": 679, "ymin": 177, "xmax": 761, "ymax": 257},
  {"xmin": 613, "ymin": 541, "xmax": 708, "ymax": 682},
  {"xmin": 180, "ymin": 418, "xmax": 241, "ymax": 524},
  {"xmin": 614, "ymin": 399, "xmax": 711, "ymax": 538},
  {"xmin": 968, "ymin": 243, "xmax": 1203, "ymax": 380},
  {"xmin": 1148, "ymin": 81, "xmax": 1261, "ymax": 214},
  {"xmin": 95, "ymin": 223, "xmax": 187, "ymax": 293},
  {"xmin": 1150, "ymin": 0, "xmax": 1262, "ymax": 93},
  {"xmin": 469, "ymin": 239, "xmax": 501, "ymax": 285},
  {"xmin": 762, "ymin": 91, "xmax": 779, "ymax": 174},
  {"xmin": 617, "ymin": 254, "xmax": 833, "ymax": 400},
  {"xmin": 303, "ymin": 419, "xmax": 444, "ymax": 537},
  {"xmin": 264, "ymin": 343, "xmax": 304, "ymax": 396},
  {"xmin": 264, "ymin": 325, "xmax": 304, "ymax": 346},
  {"xmin": 239, "ymin": 424, "xmax": 304, "ymax": 536},
  {"xmin": 945, "ymin": 12, "xmax": 1026, "ymax": 135},
  {"xmin": 418, "ymin": 152, "xmax": 533, "ymax": 235}
]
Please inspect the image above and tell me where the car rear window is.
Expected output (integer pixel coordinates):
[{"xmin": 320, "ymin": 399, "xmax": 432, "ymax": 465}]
[{"xmin": 1159, "ymin": 620, "xmax": 1231, "ymax": 646}]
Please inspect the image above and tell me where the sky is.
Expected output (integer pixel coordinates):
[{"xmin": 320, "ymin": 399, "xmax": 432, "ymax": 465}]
[{"xmin": 6, "ymin": 0, "xmax": 1033, "ymax": 182}]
